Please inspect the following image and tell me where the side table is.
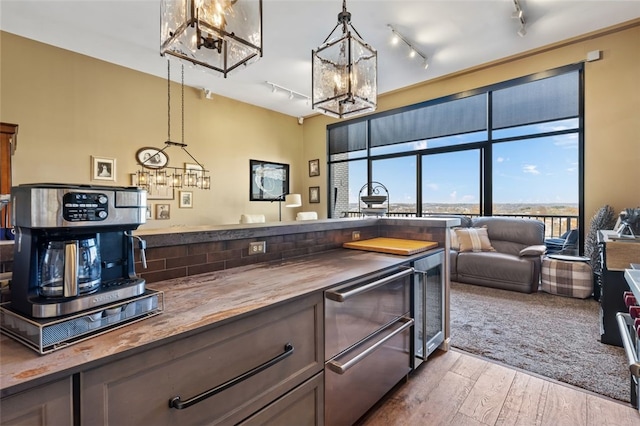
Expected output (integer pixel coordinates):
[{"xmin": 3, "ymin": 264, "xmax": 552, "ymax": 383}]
[{"xmin": 541, "ymin": 254, "xmax": 593, "ymax": 299}]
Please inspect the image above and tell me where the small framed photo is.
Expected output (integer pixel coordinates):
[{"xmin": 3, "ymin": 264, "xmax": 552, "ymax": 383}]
[
  {"xmin": 156, "ymin": 203, "xmax": 170, "ymax": 220},
  {"xmin": 179, "ymin": 191, "xmax": 193, "ymax": 208},
  {"xmin": 145, "ymin": 203, "xmax": 153, "ymax": 220},
  {"xmin": 92, "ymin": 156, "xmax": 116, "ymax": 181},
  {"xmin": 136, "ymin": 147, "xmax": 169, "ymax": 169},
  {"xmin": 309, "ymin": 186, "xmax": 320, "ymax": 203},
  {"xmin": 309, "ymin": 159, "xmax": 320, "ymax": 177}
]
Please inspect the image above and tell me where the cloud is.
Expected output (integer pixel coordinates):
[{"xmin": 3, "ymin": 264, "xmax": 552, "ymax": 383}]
[
  {"xmin": 522, "ymin": 164, "xmax": 540, "ymax": 175},
  {"xmin": 496, "ymin": 156, "xmax": 505, "ymax": 163},
  {"xmin": 411, "ymin": 140, "xmax": 428, "ymax": 150},
  {"xmin": 425, "ymin": 183, "xmax": 439, "ymax": 191},
  {"xmin": 449, "ymin": 191, "xmax": 457, "ymax": 201}
]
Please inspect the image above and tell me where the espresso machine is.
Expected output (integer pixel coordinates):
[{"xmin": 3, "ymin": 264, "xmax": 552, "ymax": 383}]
[{"xmin": 0, "ymin": 183, "xmax": 163, "ymax": 354}]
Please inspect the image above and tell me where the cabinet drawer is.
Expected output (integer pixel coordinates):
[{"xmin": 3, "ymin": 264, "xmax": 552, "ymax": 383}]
[
  {"xmin": 81, "ymin": 292, "xmax": 323, "ymax": 425},
  {"xmin": 239, "ymin": 372, "xmax": 324, "ymax": 426},
  {"xmin": 0, "ymin": 378, "xmax": 73, "ymax": 426}
]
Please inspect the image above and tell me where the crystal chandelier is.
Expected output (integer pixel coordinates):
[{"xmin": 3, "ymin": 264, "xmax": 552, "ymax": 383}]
[
  {"xmin": 137, "ymin": 60, "xmax": 211, "ymax": 190},
  {"xmin": 312, "ymin": 0, "xmax": 377, "ymax": 119},
  {"xmin": 160, "ymin": 0, "xmax": 263, "ymax": 77}
]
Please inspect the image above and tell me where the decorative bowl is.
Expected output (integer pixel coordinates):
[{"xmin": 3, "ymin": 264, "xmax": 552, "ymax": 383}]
[{"xmin": 361, "ymin": 195, "xmax": 387, "ymax": 205}]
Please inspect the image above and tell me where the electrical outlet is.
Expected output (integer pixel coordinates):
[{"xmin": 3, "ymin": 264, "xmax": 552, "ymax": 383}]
[
  {"xmin": 249, "ymin": 241, "xmax": 266, "ymax": 255},
  {"xmin": 352, "ymin": 231, "xmax": 360, "ymax": 240}
]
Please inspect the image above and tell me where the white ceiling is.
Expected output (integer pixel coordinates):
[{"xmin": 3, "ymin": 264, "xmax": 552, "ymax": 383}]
[{"xmin": 2, "ymin": 1, "xmax": 640, "ymax": 119}]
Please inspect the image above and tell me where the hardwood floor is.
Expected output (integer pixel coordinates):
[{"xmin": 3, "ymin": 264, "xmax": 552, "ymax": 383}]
[{"xmin": 359, "ymin": 349, "xmax": 640, "ymax": 426}]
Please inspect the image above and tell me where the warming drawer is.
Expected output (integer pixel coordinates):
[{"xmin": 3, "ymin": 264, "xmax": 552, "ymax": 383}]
[{"xmin": 324, "ymin": 265, "xmax": 414, "ymax": 426}]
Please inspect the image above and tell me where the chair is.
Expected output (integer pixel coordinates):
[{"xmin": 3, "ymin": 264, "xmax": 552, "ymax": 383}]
[
  {"xmin": 296, "ymin": 212, "xmax": 318, "ymax": 221},
  {"xmin": 545, "ymin": 228, "xmax": 578, "ymax": 255},
  {"xmin": 240, "ymin": 214, "xmax": 266, "ymax": 224}
]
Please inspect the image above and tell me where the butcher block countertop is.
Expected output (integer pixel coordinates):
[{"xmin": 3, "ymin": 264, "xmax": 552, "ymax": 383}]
[
  {"xmin": 344, "ymin": 237, "xmax": 438, "ymax": 255},
  {"xmin": 0, "ymin": 248, "xmax": 437, "ymax": 396}
]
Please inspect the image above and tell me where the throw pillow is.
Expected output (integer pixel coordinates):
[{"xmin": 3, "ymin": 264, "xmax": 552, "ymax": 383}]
[
  {"xmin": 450, "ymin": 228, "xmax": 460, "ymax": 250},
  {"xmin": 454, "ymin": 227, "xmax": 496, "ymax": 252}
]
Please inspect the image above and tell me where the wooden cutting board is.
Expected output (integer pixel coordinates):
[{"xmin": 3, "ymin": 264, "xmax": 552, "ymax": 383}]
[{"xmin": 343, "ymin": 237, "xmax": 438, "ymax": 255}]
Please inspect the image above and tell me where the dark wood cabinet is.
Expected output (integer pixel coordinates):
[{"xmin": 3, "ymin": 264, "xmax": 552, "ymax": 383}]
[
  {"xmin": 596, "ymin": 230, "xmax": 640, "ymax": 346},
  {"xmin": 0, "ymin": 123, "xmax": 17, "ymax": 231},
  {"xmin": 0, "ymin": 377, "xmax": 72, "ymax": 426},
  {"xmin": 80, "ymin": 292, "xmax": 324, "ymax": 425}
]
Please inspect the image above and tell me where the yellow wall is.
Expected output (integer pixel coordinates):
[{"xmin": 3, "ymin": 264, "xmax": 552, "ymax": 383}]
[
  {"xmin": 303, "ymin": 20, "xmax": 640, "ymax": 221},
  {"xmin": 0, "ymin": 32, "xmax": 305, "ymax": 227},
  {"xmin": 2, "ymin": 21, "xmax": 639, "ymax": 229}
]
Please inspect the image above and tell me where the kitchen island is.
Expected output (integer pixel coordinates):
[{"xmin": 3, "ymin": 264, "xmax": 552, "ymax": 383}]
[{"xmin": 1, "ymin": 217, "xmax": 457, "ymax": 424}]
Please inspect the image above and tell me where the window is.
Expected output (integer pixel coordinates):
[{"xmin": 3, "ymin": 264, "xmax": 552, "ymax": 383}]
[
  {"xmin": 327, "ymin": 64, "xmax": 583, "ymax": 238},
  {"xmin": 372, "ymin": 156, "xmax": 417, "ymax": 215},
  {"xmin": 422, "ymin": 150, "xmax": 481, "ymax": 216}
]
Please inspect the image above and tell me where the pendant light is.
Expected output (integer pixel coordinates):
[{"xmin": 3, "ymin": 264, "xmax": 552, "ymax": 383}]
[
  {"xmin": 160, "ymin": 0, "xmax": 263, "ymax": 77},
  {"xmin": 137, "ymin": 60, "xmax": 211, "ymax": 190},
  {"xmin": 312, "ymin": 0, "xmax": 377, "ymax": 119}
]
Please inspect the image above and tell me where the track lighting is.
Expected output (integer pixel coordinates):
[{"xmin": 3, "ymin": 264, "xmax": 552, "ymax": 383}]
[
  {"xmin": 387, "ymin": 24, "xmax": 429, "ymax": 70},
  {"xmin": 512, "ymin": 0, "xmax": 527, "ymax": 37},
  {"xmin": 266, "ymin": 81, "xmax": 310, "ymax": 102}
]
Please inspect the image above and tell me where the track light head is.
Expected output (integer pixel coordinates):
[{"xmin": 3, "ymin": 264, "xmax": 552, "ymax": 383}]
[{"xmin": 517, "ymin": 26, "xmax": 527, "ymax": 37}]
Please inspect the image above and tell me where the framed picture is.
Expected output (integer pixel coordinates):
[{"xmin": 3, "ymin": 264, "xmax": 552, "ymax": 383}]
[
  {"xmin": 92, "ymin": 156, "xmax": 116, "ymax": 181},
  {"xmin": 179, "ymin": 191, "xmax": 193, "ymax": 208},
  {"xmin": 145, "ymin": 203, "xmax": 153, "ymax": 220},
  {"xmin": 184, "ymin": 163, "xmax": 204, "ymax": 186},
  {"xmin": 147, "ymin": 182, "xmax": 174, "ymax": 200},
  {"xmin": 136, "ymin": 147, "xmax": 169, "ymax": 169},
  {"xmin": 309, "ymin": 186, "xmax": 320, "ymax": 203},
  {"xmin": 155, "ymin": 203, "xmax": 170, "ymax": 220},
  {"xmin": 309, "ymin": 159, "xmax": 320, "ymax": 177},
  {"xmin": 250, "ymin": 159, "xmax": 290, "ymax": 201}
]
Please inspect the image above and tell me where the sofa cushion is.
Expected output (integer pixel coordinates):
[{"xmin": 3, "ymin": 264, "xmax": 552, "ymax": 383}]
[
  {"xmin": 471, "ymin": 217, "xmax": 545, "ymax": 256},
  {"xmin": 455, "ymin": 227, "xmax": 495, "ymax": 252},
  {"xmin": 457, "ymin": 251, "xmax": 535, "ymax": 287}
]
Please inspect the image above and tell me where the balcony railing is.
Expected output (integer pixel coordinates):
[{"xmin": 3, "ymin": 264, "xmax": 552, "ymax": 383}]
[{"xmin": 342, "ymin": 211, "xmax": 578, "ymax": 239}]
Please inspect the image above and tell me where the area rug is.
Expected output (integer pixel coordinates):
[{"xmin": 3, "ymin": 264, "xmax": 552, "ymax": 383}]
[{"xmin": 449, "ymin": 281, "xmax": 630, "ymax": 402}]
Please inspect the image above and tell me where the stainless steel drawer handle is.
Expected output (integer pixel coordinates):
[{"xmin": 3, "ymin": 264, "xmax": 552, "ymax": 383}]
[
  {"xmin": 325, "ymin": 267, "xmax": 415, "ymax": 302},
  {"xmin": 327, "ymin": 317, "xmax": 414, "ymax": 375},
  {"xmin": 615, "ymin": 313, "xmax": 640, "ymax": 379},
  {"xmin": 169, "ymin": 343, "xmax": 294, "ymax": 410}
]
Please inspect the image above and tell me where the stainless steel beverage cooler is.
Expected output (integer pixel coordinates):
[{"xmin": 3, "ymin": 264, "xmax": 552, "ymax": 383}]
[{"xmin": 412, "ymin": 250, "xmax": 445, "ymax": 369}]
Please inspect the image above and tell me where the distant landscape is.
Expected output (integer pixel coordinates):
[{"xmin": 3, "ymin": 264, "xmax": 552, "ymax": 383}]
[
  {"xmin": 345, "ymin": 203, "xmax": 579, "ymax": 237},
  {"xmin": 348, "ymin": 203, "xmax": 579, "ymax": 216}
]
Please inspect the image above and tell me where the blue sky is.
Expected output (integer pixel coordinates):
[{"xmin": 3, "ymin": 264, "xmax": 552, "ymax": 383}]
[{"xmin": 346, "ymin": 121, "xmax": 579, "ymax": 206}]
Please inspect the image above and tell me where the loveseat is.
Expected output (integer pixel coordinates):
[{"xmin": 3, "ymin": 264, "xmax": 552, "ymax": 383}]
[{"xmin": 450, "ymin": 217, "xmax": 546, "ymax": 293}]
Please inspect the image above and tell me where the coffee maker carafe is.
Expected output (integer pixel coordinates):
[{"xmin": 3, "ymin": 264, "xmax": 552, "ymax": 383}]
[
  {"xmin": 40, "ymin": 237, "xmax": 101, "ymax": 298},
  {"xmin": 9, "ymin": 183, "xmax": 147, "ymax": 318}
]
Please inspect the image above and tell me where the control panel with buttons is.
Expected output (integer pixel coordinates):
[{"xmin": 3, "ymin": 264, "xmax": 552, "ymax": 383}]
[{"xmin": 62, "ymin": 192, "xmax": 109, "ymax": 222}]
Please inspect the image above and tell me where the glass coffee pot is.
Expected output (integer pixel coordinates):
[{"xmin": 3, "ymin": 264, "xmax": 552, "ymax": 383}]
[{"xmin": 39, "ymin": 237, "xmax": 101, "ymax": 298}]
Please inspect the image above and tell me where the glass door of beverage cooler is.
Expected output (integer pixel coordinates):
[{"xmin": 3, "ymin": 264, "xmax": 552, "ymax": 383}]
[{"xmin": 412, "ymin": 250, "xmax": 445, "ymax": 369}]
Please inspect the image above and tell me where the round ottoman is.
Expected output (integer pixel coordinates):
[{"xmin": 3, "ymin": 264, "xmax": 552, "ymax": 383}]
[{"xmin": 541, "ymin": 254, "xmax": 593, "ymax": 298}]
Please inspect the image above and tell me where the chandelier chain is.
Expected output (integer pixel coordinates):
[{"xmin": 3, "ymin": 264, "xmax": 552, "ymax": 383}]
[
  {"xmin": 167, "ymin": 60, "xmax": 171, "ymax": 142},
  {"xmin": 181, "ymin": 64, "xmax": 185, "ymax": 144}
]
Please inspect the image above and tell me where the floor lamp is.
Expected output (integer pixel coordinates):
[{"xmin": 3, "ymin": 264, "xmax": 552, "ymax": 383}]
[{"xmin": 278, "ymin": 193, "xmax": 301, "ymax": 221}]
